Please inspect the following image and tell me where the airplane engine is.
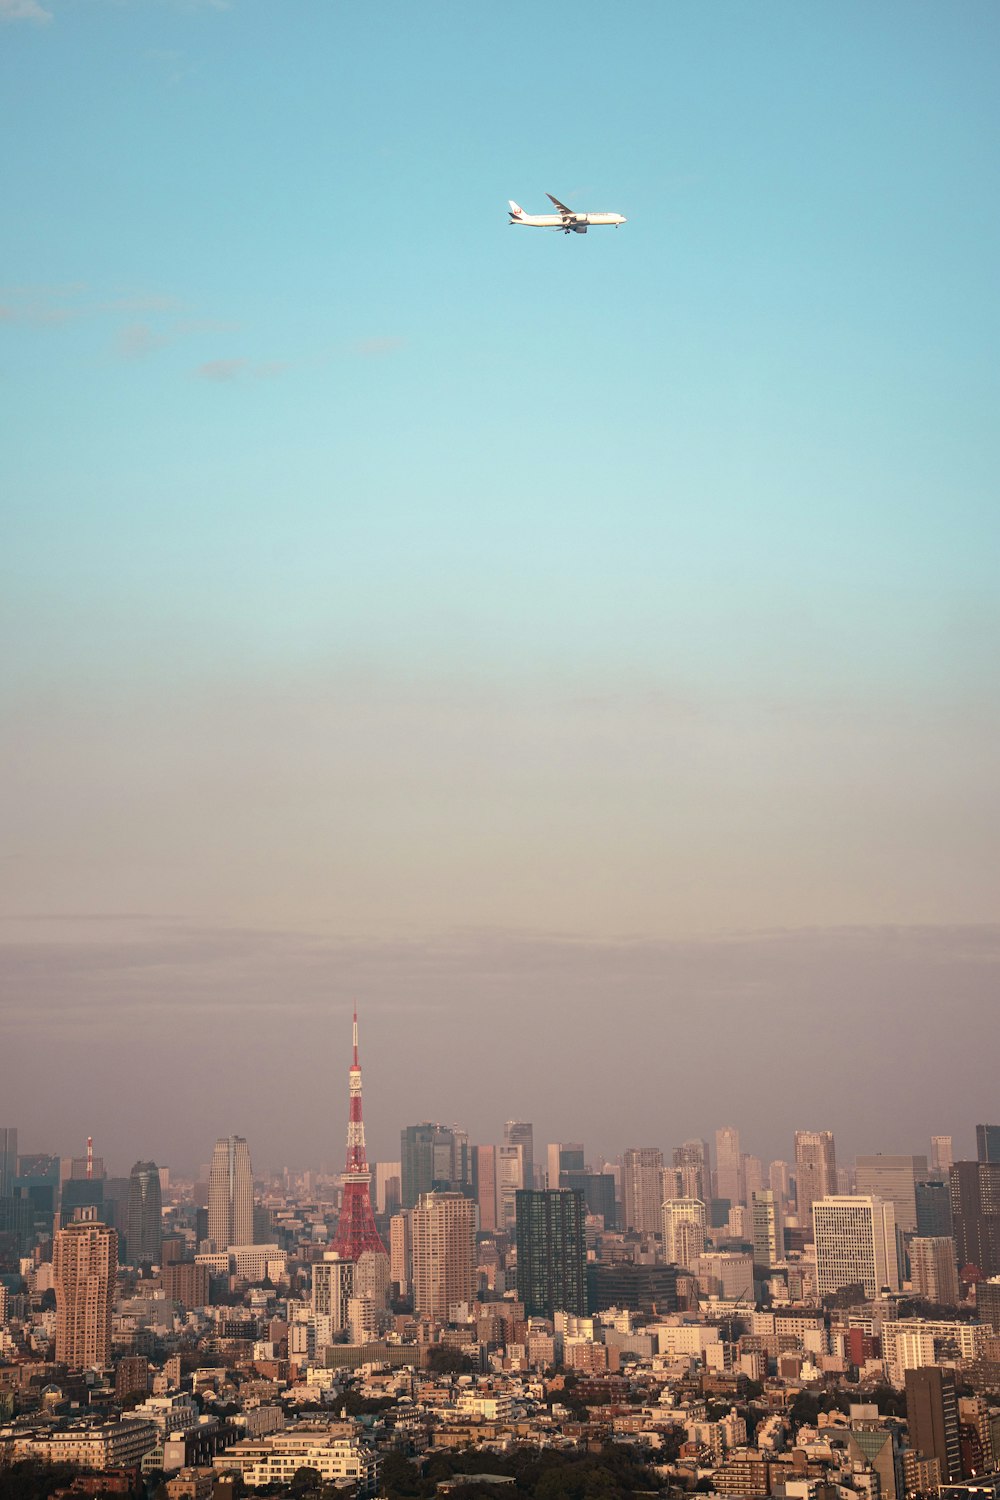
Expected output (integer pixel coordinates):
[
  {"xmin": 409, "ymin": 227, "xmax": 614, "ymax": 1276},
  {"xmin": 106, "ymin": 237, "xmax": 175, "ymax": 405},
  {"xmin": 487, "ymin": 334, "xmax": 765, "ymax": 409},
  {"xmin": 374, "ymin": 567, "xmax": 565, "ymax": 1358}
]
[{"xmin": 572, "ymin": 224, "xmax": 588, "ymax": 234}]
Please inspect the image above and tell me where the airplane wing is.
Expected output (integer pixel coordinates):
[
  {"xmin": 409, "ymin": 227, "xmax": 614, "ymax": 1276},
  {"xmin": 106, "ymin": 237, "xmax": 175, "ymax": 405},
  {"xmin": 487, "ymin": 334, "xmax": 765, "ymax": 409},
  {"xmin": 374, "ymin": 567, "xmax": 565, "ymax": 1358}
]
[{"xmin": 546, "ymin": 193, "xmax": 577, "ymax": 220}]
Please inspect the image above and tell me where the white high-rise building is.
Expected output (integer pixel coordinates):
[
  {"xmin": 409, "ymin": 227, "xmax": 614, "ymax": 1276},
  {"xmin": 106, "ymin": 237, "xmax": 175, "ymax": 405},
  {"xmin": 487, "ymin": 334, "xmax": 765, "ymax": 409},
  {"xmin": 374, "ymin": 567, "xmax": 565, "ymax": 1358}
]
[
  {"xmin": 662, "ymin": 1197, "xmax": 707, "ymax": 1269},
  {"xmin": 623, "ymin": 1147, "xmax": 664, "ymax": 1236},
  {"xmin": 312, "ymin": 1253, "xmax": 353, "ymax": 1332},
  {"xmin": 412, "ymin": 1191, "xmax": 476, "ymax": 1319},
  {"xmin": 497, "ymin": 1144, "xmax": 524, "ymax": 1230},
  {"xmin": 909, "ymin": 1236, "xmax": 960, "ymax": 1305},
  {"xmin": 855, "ymin": 1154, "xmax": 928, "ymax": 1235},
  {"xmin": 751, "ymin": 1189, "xmax": 783, "ymax": 1270},
  {"xmin": 813, "ymin": 1195, "xmax": 899, "ymax": 1299},
  {"xmin": 930, "ymin": 1136, "xmax": 954, "ymax": 1176},
  {"xmin": 503, "ymin": 1122, "xmax": 534, "ymax": 1190},
  {"xmin": 207, "ymin": 1136, "xmax": 254, "ymax": 1252}
]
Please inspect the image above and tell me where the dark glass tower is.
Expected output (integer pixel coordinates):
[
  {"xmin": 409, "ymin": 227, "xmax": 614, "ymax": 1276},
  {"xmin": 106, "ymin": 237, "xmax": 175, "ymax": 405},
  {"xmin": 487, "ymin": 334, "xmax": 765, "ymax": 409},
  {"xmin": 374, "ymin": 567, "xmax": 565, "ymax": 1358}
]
[
  {"xmin": 515, "ymin": 1188, "xmax": 587, "ymax": 1318},
  {"xmin": 949, "ymin": 1161, "xmax": 1000, "ymax": 1277},
  {"xmin": 127, "ymin": 1161, "xmax": 163, "ymax": 1266},
  {"xmin": 976, "ymin": 1125, "xmax": 1000, "ymax": 1164}
]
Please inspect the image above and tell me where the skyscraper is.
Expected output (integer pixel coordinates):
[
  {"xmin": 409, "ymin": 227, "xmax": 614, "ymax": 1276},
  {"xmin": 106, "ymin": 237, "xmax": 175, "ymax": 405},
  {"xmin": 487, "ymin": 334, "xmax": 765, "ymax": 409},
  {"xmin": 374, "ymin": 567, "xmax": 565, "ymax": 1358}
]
[
  {"xmin": 751, "ymin": 1189, "xmax": 783, "ymax": 1271},
  {"xmin": 622, "ymin": 1147, "xmax": 664, "ymax": 1236},
  {"xmin": 330, "ymin": 1011, "xmax": 386, "ymax": 1261},
  {"xmin": 909, "ymin": 1237, "xmax": 960, "ymax": 1305},
  {"xmin": 672, "ymin": 1141, "xmax": 709, "ymax": 1203},
  {"xmin": 949, "ymin": 1161, "xmax": 1000, "ymax": 1277},
  {"xmin": 411, "ymin": 1191, "xmax": 476, "ymax": 1319},
  {"xmin": 400, "ymin": 1123, "xmax": 466, "ymax": 1208},
  {"xmin": 976, "ymin": 1125, "xmax": 1000, "ymax": 1164},
  {"xmin": 503, "ymin": 1122, "xmax": 534, "ymax": 1190},
  {"xmin": 931, "ymin": 1137, "xmax": 954, "ymax": 1176},
  {"xmin": 126, "ymin": 1160, "xmax": 162, "ymax": 1266},
  {"xmin": 515, "ymin": 1189, "xmax": 587, "ymax": 1318},
  {"xmin": 547, "ymin": 1143, "xmax": 585, "ymax": 1188},
  {"xmin": 496, "ymin": 1143, "xmax": 524, "ymax": 1230},
  {"xmin": 471, "ymin": 1144, "xmax": 497, "ymax": 1233},
  {"xmin": 53, "ymin": 1208, "xmax": 118, "ymax": 1369},
  {"xmin": 794, "ymin": 1130, "xmax": 837, "ymax": 1230},
  {"xmin": 662, "ymin": 1197, "xmax": 707, "ymax": 1270},
  {"xmin": 207, "ymin": 1135, "xmax": 254, "ymax": 1251},
  {"xmin": 715, "ymin": 1127, "xmax": 743, "ymax": 1207},
  {"xmin": 854, "ymin": 1154, "xmax": 928, "ymax": 1235},
  {"xmin": 312, "ymin": 1253, "xmax": 354, "ymax": 1333},
  {"xmin": 813, "ymin": 1195, "xmax": 899, "ymax": 1298},
  {"xmin": 905, "ymin": 1366, "xmax": 962, "ymax": 1484},
  {"xmin": 0, "ymin": 1128, "xmax": 17, "ymax": 1198}
]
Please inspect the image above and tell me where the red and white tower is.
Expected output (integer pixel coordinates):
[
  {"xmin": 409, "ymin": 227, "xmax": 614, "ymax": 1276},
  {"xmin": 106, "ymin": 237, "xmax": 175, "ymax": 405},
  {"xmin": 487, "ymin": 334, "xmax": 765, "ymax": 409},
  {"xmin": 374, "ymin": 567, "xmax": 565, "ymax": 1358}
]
[{"xmin": 330, "ymin": 1009, "xmax": 386, "ymax": 1260}]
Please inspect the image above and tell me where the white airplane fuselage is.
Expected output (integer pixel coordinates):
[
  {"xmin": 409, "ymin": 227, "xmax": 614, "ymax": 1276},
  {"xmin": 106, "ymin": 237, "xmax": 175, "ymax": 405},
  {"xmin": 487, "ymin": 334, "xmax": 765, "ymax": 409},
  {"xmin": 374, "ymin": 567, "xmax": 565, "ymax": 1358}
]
[{"xmin": 512, "ymin": 211, "xmax": 626, "ymax": 230}]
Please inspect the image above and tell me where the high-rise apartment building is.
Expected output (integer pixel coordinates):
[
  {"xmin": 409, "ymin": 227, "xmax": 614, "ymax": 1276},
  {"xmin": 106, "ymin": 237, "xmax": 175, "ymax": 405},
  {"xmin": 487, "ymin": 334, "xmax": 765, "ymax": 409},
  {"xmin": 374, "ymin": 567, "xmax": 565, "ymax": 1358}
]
[
  {"xmin": 126, "ymin": 1161, "xmax": 162, "ymax": 1266},
  {"xmin": 813, "ymin": 1195, "xmax": 899, "ymax": 1298},
  {"xmin": 715, "ymin": 1127, "xmax": 743, "ymax": 1207},
  {"xmin": 905, "ymin": 1366, "xmax": 962, "ymax": 1484},
  {"xmin": 795, "ymin": 1131, "xmax": 837, "ymax": 1230},
  {"xmin": 909, "ymin": 1237, "xmax": 960, "ymax": 1305},
  {"xmin": 976, "ymin": 1125, "xmax": 1000, "ymax": 1164},
  {"xmin": 389, "ymin": 1212, "xmax": 412, "ymax": 1296},
  {"xmin": 622, "ymin": 1147, "xmax": 664, "ymax": 1236},
  {"xmin": 975, "ymin": 1277, "xmax": 1000, "ymax": 1334},
  {"xmin": 931, "ymin": 1137, "xmax": 954, "ymax": 1176},
  {"xmin": 312, "ymin": 1253, "xmax": 354, "ymax": 1333},
  {"xmin": 207, "ymin": 1136, "xmax": 254, "ymax": 1252},
  {"xmin": 411, "ymin": 1192, "xmax": 476, "ymax": 1319},
  {"xmin": 855, "ymin": 1155, "xmax": 929, "ymax": 1235},
  {"xmin": 53, "ymin": 1208, "xmax": 118, "ymax": 1369},
  {"xmin": 661, "ymin": 1197, "xmax": 707, "ymax": 1270},
  {"xmin": 0, "ymin": 1128, "xmax": 17, "ymax": 1197},
  {"xmin": 751, "ymin": 1189, "xmax": 783, "ymax": 1271},
  {"xmin": 515, "ymin": 1189, "xmax": 587, "ymax": 1318},
  {"xmin": 504, "ymin": 1122, "xmax": 534, "ymax": 1190},
  {"xmin": 471, "ymin": 1145, "xmax": 497, "ymax": 1233},
  {"xmin": 949, "ymin": 1161, "xmax": 1000, "ymax": 1277}
]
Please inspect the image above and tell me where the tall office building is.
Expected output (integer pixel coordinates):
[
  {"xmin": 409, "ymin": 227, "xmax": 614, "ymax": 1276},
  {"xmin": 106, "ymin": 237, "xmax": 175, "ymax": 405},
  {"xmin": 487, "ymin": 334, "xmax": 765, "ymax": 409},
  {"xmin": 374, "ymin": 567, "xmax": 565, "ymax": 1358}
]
[
  {"xmin": 207, "ymin": 1135, "xmax": 254, "ymax": 1251},
  {"xmin": 547, "ymin": 1143, "xmax": 584, "ymax": 1188},
  {"xmin": 916, "ymin": 1179, "xmax": 953, "ymax": 1238},
  {"xmin": 400, "ymin": 1123, "xmax": 467, "ymax": 1209},
  {"xmin": 126, "ymin": 1161, "xmax": 162, "ymax": 1266},
  {"xmin": 975, "ymin": 1277, "xmax": 1000, "ymax": 1334},
  {"xmin": 53, "ymin": 1208, "xmax": 118, "ymax": 1369},
  {"xmin": 561, "ymin": 1169, "xmax": 617, "ymax": 1228},
  {"xmin": 504, "ymin": 1122, "xmax": 534, "ymax": 1190},
  {"xmin": 515, "ymin": 1189, "xmax": 587, "ymax": 1318},
  {"xmin": 672, "ymin": 1141, "xmax": 709, "ymax": 1203},
  {"xmin": 623, "ymin": 1147, "xmax": 664, "ymax": 1236},
  {"xmin": 411, "ymin": 1192, "xmax": 476, "ymax": 1319},
  {"xmin": 715, "ymin": 1127, "xmax": 743, "ymax": 1207},
  {"xmin": 795, "ymin": 1130, "xmax": 837, "ymax": 1230},
  {"xmin": 905, "ymin": 1366, "xmax": 962, "ymax": 1484},
  {"xmin": 743, "ymin": 1155, "xmax": 765, "ymax": 1201},
  {"xmin": 769, "ymin": 1160, "xmax": 793, "ymax": 1210},
  {"xmin": 931, "ymin": 1137, "xmax": 954, "ymax": 1176},
  {"xmin": 471, "ymin": 1145, "xmax": 497, "ymax": 1233},
  {"xmin": 976, "ymin": 1125, "xmax": 1000, "ymax": 1164},
  {"xmin": 909, "ymin": 1237, "xmax": 960, "ymax": 1305},
  {"xmin": 374, "ymin": 1162, "xmax": 402, "ymax": 1216},
  {"xmin": 949, "ymin": 1161, "xmax": 1000, "ymax": 1277},
  {"xmin": 855, "ymin": 1155, "xmax": 928, "ymax": 1235},
  {"xmin": 662, "ymin": 1197, "xmax": 707, "ymax": 1270},
  {"xmin": 813, "ymin": 1195, "xmax": 899, "ymax": 1298},
  {"xmin": 497, "ymin": 1144, "xmax": 524, "ymax": 1230},
  {"xmin": 751, "ymin": 1189, "xmax": 783, "ymax": 1271},
  {"xmin": 0, "ymin": 1128, "xmax": 16, "ymax": 1198}
]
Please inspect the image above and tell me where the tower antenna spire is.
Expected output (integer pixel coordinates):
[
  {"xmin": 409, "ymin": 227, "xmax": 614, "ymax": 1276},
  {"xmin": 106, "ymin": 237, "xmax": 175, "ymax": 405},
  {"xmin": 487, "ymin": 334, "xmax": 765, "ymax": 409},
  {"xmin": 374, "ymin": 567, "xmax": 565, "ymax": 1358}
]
[{"xmin": 330, "ymin": 1007, "xmax": 386, "ymax": 1260}]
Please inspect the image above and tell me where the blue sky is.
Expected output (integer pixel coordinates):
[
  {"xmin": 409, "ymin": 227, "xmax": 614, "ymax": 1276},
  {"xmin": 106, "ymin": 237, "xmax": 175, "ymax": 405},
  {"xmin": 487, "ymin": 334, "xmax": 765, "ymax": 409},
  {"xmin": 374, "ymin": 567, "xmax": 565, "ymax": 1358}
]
[{"xmin": 2, "ymin": 1, "xmax": 999, "ymax": 1167}]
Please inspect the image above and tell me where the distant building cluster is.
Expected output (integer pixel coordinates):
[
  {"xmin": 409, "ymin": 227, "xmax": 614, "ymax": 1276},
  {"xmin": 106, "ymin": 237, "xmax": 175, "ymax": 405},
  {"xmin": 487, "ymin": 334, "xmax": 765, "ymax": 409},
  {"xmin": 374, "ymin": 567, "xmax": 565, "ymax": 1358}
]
[{"xmin": 2, "ymin": 1054, "xmax": 1000, "ymax": 1494}]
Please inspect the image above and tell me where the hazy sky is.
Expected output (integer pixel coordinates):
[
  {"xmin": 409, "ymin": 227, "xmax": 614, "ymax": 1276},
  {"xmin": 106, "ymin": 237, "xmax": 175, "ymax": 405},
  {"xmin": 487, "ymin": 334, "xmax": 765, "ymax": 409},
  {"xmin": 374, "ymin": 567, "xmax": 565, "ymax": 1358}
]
[{"xmin": 2, "ymin": 2, "xmax": 998, "ymax": 1176}]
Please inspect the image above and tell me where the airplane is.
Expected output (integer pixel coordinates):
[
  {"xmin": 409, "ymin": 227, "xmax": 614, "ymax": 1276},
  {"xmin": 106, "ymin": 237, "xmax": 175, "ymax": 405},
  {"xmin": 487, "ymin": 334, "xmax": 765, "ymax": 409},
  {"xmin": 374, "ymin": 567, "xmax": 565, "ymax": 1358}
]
[{"xmin": 508, "ymin": 193, "xmax": 627, "ymax": 234}]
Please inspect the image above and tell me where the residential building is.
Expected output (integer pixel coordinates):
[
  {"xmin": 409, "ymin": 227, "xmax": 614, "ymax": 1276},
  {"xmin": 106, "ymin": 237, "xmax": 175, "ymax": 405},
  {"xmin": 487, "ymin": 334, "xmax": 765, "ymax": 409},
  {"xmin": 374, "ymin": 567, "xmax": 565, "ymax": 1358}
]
[
  {"xmin": 662, "ymin": 1197, "xmax": 707, "ymax": 1269},
  {"xmin": 673, "ymin": 1141, "xmax": 710, "ymax": 1203},
  {"xmin": 471, "ymin": 1144, "xmax": 497, "ymax": 1233},
  {"xmin": 212, "ymin": 1424, "xmax": 378, "ymax": 1494},
  {"xmin": 53, "ymin": 1208, "xmax": 118, "ymax": 1369},
  {"xmin": 411, "ymin": 1191, "xmax": 476, "ymax": 1319},
  {"xmin": 622, "ymin": 1147, "xmax": 664, "ymax": 1236},
  {"xmin": 905, "ymin": 1366, "xmax": 963, "ymax": 1484},
  {"xmin": 975, "ymin": 1277, "xmax": 1000, "ymax": 1334},
  {"xmin": 909, "ymin": 1237, "xmax": 960, "ymax": 1305},
  {"xmin": 312, "ymin": 1253, "xmax": 354, "ymax": 1333},
  {"xmin": 751, "ymin": 1189, "xmax": 783, "ymax": 1271},
  {"xmin": 515, "ymin": 1188, "xmax": 587, "ymax": 1318},
  {"xmin": 389, "ymin": 1211, "xmax": 412, "ymax": 1295}
]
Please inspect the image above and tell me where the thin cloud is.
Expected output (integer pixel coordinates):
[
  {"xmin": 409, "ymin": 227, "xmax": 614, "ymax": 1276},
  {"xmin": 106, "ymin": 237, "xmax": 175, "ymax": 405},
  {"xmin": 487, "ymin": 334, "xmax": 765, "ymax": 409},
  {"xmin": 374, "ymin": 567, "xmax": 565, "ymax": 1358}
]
[
  {"xmin": 116, "ymin": 323, "xmax": 168, "ymax": 360},
  {"xmin": 353, "ymin": 335, "xmax": 406, "ymax": 358},
  {"xmin": 194, "ymin": 357, "xmax": 288, "ymax": 382},
  {"xmin": 0, "ymin": 0, "xmax": 53, "ymax": 22}
]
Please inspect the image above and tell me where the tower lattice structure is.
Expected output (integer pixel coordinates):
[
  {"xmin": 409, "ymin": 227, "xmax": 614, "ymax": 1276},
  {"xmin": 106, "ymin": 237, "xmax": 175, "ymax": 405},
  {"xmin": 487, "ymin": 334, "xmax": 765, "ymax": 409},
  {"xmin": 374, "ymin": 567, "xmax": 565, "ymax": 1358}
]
[{"xmin": 330, "ymin": 1010, "xmax": 387, "ymax": 1260}]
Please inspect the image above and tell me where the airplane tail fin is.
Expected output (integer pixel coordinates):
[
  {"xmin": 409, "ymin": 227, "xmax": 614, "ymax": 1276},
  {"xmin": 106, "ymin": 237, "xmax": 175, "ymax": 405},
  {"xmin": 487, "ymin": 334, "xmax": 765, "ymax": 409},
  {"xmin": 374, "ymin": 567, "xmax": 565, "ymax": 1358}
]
[{"xmin": 508, "ymin": 200, "xmax": 526, "ymax": 220}]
